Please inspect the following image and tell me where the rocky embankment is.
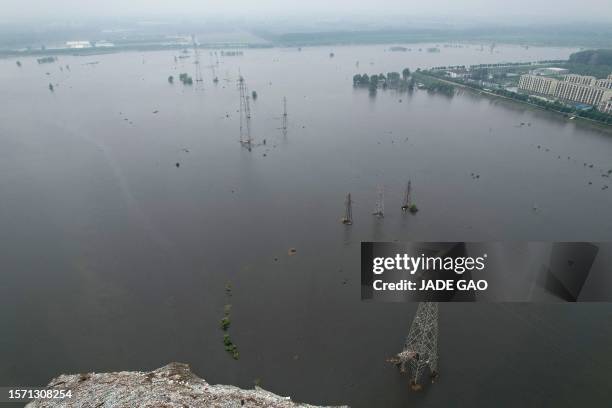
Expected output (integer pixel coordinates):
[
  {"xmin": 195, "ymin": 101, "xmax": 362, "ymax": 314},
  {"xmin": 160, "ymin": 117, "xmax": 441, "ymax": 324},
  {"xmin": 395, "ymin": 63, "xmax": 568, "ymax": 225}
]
[{"xmin": 26, "ymin": 362, "xmax": 347, "ymax": 408}]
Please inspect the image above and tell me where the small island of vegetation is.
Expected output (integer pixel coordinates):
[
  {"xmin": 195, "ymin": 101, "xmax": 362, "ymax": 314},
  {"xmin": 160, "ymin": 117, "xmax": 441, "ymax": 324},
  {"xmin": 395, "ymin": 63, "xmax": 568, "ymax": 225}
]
[
  {"xmin": 178, "ymin": 73, "xmax": 193, "ymax": 85},
  {"xmin": 353, "ymin": 68, "xmax": 418, "ymax": 93},
  {"xmin": 354, "ymin": 67, "xmax": 455, "ymax": 96}
]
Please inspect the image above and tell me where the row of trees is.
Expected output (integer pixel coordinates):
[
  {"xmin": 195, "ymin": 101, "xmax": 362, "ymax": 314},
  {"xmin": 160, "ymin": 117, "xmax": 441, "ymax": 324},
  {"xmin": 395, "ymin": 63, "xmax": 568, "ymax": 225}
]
[
  {"xmin": 411, "ymin": 72, "xmax": 455, "ymax": 96},
  {"xmin": 353, "ymin": 68, "xmax": 413, "ymax": 93}
]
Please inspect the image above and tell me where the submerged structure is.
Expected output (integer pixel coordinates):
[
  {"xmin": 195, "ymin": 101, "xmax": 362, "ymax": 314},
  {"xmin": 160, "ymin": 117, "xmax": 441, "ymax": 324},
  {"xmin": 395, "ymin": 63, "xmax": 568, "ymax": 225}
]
[
  {"xmin": 341, "ymin": 193, "xmax": 353, "ymax": 225},
  {"xmin": 238, "ymin": 74, "xmax": 252, "ymax": 148},
  {"xmin": 192, "ymin": 35, "xmax": 203, "ymax": 85},
  {"xmin": 373, "ymin": 185, "xmax": 384, "ymax": 218},
  {"xmin": 281, "ymin": 96, "xmax": 288, "ymax": 137},
  {"xmin": 401, "ymin": 180, "xmax": 412, "ymax": 211},
  {"xmin": 390, "ymin": 302, "xmax": 439, "ymax": 390},
  {"xmin": 401, "ymin": 180, "xmax": 418, "ymax": 213}
]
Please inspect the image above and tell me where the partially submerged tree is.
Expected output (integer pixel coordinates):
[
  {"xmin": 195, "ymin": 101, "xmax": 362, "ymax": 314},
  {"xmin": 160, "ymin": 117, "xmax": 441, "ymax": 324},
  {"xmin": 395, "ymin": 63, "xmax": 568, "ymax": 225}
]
[{"xmin": 402, "ymin": 68, "xmax": 411, "ymax": 80}]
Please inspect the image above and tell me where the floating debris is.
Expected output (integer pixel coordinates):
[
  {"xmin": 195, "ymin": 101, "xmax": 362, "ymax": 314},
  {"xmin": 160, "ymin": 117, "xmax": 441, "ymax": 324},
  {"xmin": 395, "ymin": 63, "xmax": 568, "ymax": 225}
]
[
  {"xmin": 288, "ymin": 248, "xmax": 297, "ymax": 256},
  {"xmin": 220, "ymin": 282, "xmax": 238, "ymax": 359},
  {"xmin": 220, "ymin": 316, "xmax": 231, "ymax": 330},
  {"xmin": 152, "ymin": 110, "xmax": 159, "ymax": 114},
  {"xmin": 223, "ymin": 334, "xmax": 239, "ymax": 360},
  {"xmin": 175, "ymin": 162, "xmax": 180, "ymax": 168}
]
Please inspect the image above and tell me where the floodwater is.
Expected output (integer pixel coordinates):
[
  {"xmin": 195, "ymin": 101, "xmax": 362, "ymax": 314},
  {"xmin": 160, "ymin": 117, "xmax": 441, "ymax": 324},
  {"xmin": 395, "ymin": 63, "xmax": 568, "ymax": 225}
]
[{"xmin": 1, "ymin": 44, "xmax": 612, "ymax": 407}]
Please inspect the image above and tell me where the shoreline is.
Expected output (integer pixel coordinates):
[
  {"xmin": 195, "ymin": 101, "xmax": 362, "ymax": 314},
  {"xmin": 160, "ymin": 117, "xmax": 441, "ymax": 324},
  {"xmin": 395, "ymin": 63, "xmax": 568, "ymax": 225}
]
[
  {"xmin": 0, "ymin": 40, "xmax": 578, "ymax": 59},
  {"xmin": 416, "ymin": 72, "xmax": 612, "ymax": 132}
]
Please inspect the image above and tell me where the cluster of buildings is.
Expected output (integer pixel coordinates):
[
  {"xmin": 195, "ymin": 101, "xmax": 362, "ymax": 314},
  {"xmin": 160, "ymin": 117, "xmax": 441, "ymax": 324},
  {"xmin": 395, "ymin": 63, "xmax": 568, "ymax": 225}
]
[
  {"xmin": 65, "ymin": 41, "xmax": 115, "ymax": 49},
  {"xmin": 518, "ymin": 72, "xmax": 612, "ymax": 114}
]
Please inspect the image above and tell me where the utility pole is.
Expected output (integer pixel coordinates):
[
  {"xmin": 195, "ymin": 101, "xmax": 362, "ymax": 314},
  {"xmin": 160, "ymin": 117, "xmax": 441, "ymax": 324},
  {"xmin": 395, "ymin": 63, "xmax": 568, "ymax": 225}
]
[
  {"xmin": 341, "ymin": 193, "xmax": 353, "ymax": 225},
  {"xmin": 373, "ymin": 185, "xmax": 384, "ymax": 218},
  {"xmin": 389, "ymin": 302, "xmax": 439, "ymax": 390}
]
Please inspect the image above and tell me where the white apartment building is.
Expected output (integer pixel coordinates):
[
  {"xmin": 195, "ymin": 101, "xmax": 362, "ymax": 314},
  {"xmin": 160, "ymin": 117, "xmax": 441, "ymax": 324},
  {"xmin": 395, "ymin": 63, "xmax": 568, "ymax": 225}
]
[
  {"xmin": 563, "ymin": 74, "xmax": 596, "ymax": 86},
  {"xmin": 518, "ymin": 73, "xmax": 612, "ymax": 109},
  {"xmin": 553, "ymin": 81, "xmax": 612, "ymax": 106},
  {"xmin": 595, "ymin": 78, "xmax": 612, "ymax": 89},
  {"xmin": 518, "ymin": 74, "xmax": 558, "ymax": 95},
  {"xmin": 65, "ymin": 41, "xmax": 92, "ymax": 49}
]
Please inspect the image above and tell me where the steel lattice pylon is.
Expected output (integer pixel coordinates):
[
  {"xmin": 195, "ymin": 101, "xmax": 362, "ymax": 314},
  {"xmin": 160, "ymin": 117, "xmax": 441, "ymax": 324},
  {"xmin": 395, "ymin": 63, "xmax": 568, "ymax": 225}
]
[
  {"xmin": 341, "ymin": 193, "xmax": 353, "ymax": 225},
  {"xmin": 192, "ymin": 35, "xmax": 204, "ymax": 85},
  {"xmin": 393, "ymin": 301, "xmax": 439, "ymax": 390},
  {"xmin": 401, "ymin": 180, "xmax": 412, "ymax": 211},
  {"xmin": 238, "ymin": 74, "xmax": 252, "ymax": 148},
  {"xmin": 372, "ymin": 185, "xmax": 384, "ymax": 218},
  {"xmin": 281, "ymin": 97, "xmax": 288, "ymax": 137}
]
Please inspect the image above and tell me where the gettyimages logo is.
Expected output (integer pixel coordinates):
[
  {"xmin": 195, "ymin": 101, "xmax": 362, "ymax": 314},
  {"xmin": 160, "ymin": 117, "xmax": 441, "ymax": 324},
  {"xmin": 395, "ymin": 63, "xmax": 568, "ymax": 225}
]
[
  {"xmin": 361, "ymin": 242, "xmax": 610, "ymax": 302},
  {"xmin": 372, "ymin": 253, "xmax": 488, "ymax": 275},
  {"xmin": 371, "ymin": 252, "xmax": 489, "ymax": 292}
]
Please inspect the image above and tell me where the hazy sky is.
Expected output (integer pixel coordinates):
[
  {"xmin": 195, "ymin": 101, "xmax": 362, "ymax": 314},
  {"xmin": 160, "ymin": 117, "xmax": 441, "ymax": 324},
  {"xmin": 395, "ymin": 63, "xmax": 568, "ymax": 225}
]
[{"xmin": 4, "ymin": 0, "xmax": 612, "ymax": 22}]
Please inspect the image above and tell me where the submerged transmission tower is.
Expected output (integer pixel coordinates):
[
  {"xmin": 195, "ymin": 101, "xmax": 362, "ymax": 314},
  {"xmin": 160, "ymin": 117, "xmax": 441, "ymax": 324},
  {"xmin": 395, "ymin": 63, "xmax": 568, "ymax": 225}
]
[
  {"xmin": 192, "ymin": 35, "xmax": 204, "ymax": 84},
  {"xmin": 281, "ymin": 97, "xmax": 288, "ymax": 137},
  {"xmin": 401, "ymin": 180, "xmax": 412, "ymax": 211},
  {"xmin": 209, "ymin": 52, "xmax": 218, "ymax": 83},
  {"xmin": 390, "ymin": 302, "xmax": 439, "ymax": 390},
  {"xmin": 373, "ymin": 185, "xmax": 384, "ymax": 218},
  {"xmin": 341, "ymin": 193, "xmax": 353, "ymax": 225},
  {"xmin": 238, "ymin": 74, "xmax": 252, "ymax": 148}
]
